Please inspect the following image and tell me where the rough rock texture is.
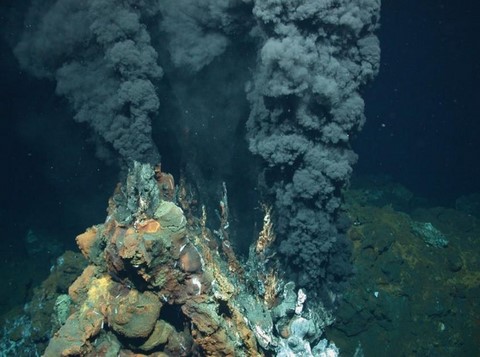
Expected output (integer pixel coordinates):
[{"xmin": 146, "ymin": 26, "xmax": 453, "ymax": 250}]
[
  {"xmin": 326, "ymin": 183, "xmax": 480, "ymax": 356},
  {"xmin": 38, "ymin": 162, "xmax": 336, "ymax": 356}
]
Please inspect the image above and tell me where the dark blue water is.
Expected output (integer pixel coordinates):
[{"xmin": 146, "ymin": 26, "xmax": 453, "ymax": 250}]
[
  {"xmin": 356, "ymin": 0, "xmax": 480, "ymax": 205},
  {"xmin": 0, "ymin": 0, "xmax": 479, "ymax": 355}
]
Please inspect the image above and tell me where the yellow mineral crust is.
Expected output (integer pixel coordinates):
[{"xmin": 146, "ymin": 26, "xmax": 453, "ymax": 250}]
[
  {"xmin": 83, "ymin": 276, "xmax": 111, "ymax": 312},
  {"xmin": 45, "ymin": 274, "xmax": 111, "ymax": 356},
  {"xmin": 43, "ymin": 166, "xmax": 283, "ymax": 356},
  {"xmin": 68, "ymin": 264, "xmax": 98, "ymax": 303}
]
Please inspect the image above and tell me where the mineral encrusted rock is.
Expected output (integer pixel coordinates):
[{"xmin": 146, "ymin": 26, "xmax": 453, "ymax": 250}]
[{"xmin": 43, "ymin": 162, "xmax": 336, "ymax": 356}]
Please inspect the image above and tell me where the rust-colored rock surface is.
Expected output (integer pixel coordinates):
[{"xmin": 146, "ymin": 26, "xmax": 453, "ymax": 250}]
[
  {"xmin": 108, "ymin": 290, "xmax": 161, "ymax": 339},
  {"xmin": 75, "ymin": 226, "xmax": 98, "ymax": 258},
  {"xmin": 39, "ymin": 163, "xmax": 328, "ymax": 356}
]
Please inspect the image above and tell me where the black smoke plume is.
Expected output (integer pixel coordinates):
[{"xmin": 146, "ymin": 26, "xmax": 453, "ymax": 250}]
[
  {"xmin": 13, "ymin": 0, "xmax": 381, "ymax": 295},
  {"xmin": 15, "ymin": 0, "xmax": 162, "ymax": 165},
  {"xmin": 246, "ymin": 0, "xmax": 381, "ymax": 293}
]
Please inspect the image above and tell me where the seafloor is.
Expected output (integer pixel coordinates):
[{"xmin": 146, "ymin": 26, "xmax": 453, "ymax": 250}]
[
  {"xmin": 0, "ymin": 174, "xmax": 479, "ymax": 356},
  {"xmin": 327, "ymin": 176, "xmax": 480, "ymax": 355}
]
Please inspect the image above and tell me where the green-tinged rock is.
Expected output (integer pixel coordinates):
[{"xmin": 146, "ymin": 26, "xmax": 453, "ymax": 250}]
[
  {"xmin": 410, "ymin": 221, "xmax": 449, "ymax": 248},
  {"xmin": 108, "ymin": 290, "xmax": 162, "ymax": 339},
  {"xmin": 43, "ymin": 309, "xmax": 103, "ymax": 357},
  {"xmin": 139, "ymin": 319, "xmax": 174, "ymax": 351},
  {"xmin": 53, "ymin": 294, "xmax": 72, "ymax": 326},
  {"xmin": 154, "ymin": 200, "xmax": 186, "ymax": 233},
  {"xmin": 112, "ymin": 161, "xmax": 162, "ymax": 224}
]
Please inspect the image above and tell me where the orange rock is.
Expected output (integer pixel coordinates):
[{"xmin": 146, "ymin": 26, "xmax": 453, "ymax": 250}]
[
  {"xmin": 137, "ymin": 219, "xmax": 161, "ymax": 234},
  {"xmin": 68, "ymin": 265, "xmax": 98, "ymax": 303},
  {"xmin": 120, "ymin": 231, "xmax": 139, "ymax": 258},
  {"xmin": 76, "ymin": 226, "xmax": 98, "ymax": 258},
  {"xmin": 179, "ymin": 244, "xmax": 202, "ymax": 273},
  {"xmin": 231, "ymin": 306, "xmax": 258, "ymax": 353},
  {"xmin": 107, "ymin": 290, "xmax": 162, "ymax": 339},
  {"xmin": 154, "ymin": 165, "xmax": 175, "ymax": 201}
]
